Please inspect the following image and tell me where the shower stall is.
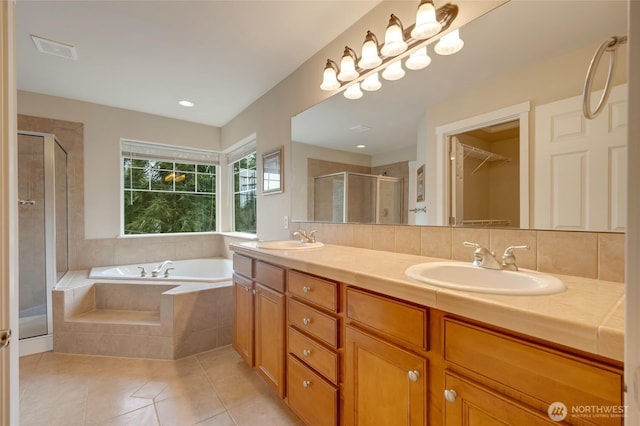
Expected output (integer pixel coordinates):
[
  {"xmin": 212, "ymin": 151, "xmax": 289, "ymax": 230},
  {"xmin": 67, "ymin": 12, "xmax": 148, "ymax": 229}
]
[
  {"xmin": 313, "ymin": 172, "xmax": 403, "ymax": 224},
  {"xmin": 17, "ymin": 131, "xmax": 68, "ymax": 355}
]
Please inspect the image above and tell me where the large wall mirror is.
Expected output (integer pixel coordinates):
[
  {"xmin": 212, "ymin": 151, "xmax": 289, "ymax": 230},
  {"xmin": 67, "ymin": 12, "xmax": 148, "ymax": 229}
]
[{"xmin": 291, "ymin": 0, "xmax": 628, "ymax": 232}]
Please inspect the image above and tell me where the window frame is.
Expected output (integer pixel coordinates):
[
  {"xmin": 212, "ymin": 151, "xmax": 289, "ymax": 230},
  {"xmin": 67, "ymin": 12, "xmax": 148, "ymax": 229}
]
[
  {"xmin": 120, "ymin": 139, "xmax": 220, "ymax": 237},
  {"xmin": 231, "ymin": 150, "xmax": 257, "ymax": 234}
]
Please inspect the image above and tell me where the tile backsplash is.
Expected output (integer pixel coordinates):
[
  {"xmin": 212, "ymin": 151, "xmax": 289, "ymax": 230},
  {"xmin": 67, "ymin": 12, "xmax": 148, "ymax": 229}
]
[{"xmin": 293, "ymin": 222, "xmax": 625, "ymax": 283}]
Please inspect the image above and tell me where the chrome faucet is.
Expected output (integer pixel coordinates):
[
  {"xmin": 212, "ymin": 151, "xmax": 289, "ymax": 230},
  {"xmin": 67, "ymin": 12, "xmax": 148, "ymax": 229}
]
[
  {"xmin": 463, "ymin": 242, "xmax": 502, "ymax": 270},
  {"xmin": 292, "ymin": 230, "xmax": 317, "ymax": 244},
  {"xmin": 151, "ymin": 260, "xmax": 173, "ymax": 277},
  {"xmin": 501, "ymin": 245, "xmax": 530, "ymax": 271}
]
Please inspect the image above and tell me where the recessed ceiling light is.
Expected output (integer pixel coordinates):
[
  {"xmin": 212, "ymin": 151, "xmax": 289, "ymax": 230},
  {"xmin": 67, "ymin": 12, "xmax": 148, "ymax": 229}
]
[
  {"xmin": 356, "ymin": 144, "xmax": 366, "ymax": 149},
  {"xmin": 178, "ymin": 100, "xmax": 194, "ymax": 107},
  {"xmin": 349, "ymin": 125, "xmax": 371, "ymax": 133}
]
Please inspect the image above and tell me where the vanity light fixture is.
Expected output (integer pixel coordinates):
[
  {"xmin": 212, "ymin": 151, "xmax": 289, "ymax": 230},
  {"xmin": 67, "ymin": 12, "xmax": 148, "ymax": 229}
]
[
  {"xmin": 337, "ymin": 47, "xmax": 359, "ymax": 81},
  {"xmin": 380, "ymin": 14, "xmax": 408, "ymax": 57},
  {"xmin": 361, "ymin": 72, "xmax": 382, "ymax": 91},
  {"xmin": 358, "ymin": 31, "xmax": 382, "ymax": 69},
  {"xmin": 344, "ymin": 83, "xmax": 363, "ymax": 100},
  {"xmin": 434, "ymin": 29, "xmax": 464, "ymax": 55},
  {"xmin": 382, "ymin": 60, "xmax": 405, "ymax": 81},
  {"xmin": 405, "ymin": 46, "xmax": 432, "ymax": 70},
  {"xmin": 319, "ymin": 1, "xmax": 459, "ymax": 100}
]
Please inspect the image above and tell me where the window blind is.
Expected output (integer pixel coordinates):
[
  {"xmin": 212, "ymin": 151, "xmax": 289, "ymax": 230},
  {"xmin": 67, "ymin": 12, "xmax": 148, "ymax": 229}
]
[
  {"xmin": 121, "ymin": 139, "xmax": 220, "ymax": 165},
  {"xmin": 227, "ymin": 139, "xmax": 257, "ymax": 164}
]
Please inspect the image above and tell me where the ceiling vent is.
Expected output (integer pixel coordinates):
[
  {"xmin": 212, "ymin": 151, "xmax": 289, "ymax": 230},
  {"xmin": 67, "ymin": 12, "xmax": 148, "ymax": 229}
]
[
  {"xmin": 349, "ymin": 125, "xmax": 371, "ymax": 133},
  {"xmin": 31, "ymin": 35, "xmax": 78, "ymax": 60}
]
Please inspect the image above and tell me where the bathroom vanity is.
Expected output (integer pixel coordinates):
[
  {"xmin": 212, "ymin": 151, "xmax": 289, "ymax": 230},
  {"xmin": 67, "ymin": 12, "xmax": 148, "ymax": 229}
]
[{"xmin": 230, "ymin": 242, "xmax": 624, "ymax": 425}]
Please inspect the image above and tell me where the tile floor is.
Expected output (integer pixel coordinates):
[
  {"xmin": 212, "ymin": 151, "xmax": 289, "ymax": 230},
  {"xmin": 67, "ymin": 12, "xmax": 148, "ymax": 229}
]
[{"xmin": 19, "ymin": 345, "xmax": 303, "ymax": 426}]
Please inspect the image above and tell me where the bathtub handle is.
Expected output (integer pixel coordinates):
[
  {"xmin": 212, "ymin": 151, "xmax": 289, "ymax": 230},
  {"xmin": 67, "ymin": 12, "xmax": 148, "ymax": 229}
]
[
  {"xmin": 137, "ymin": 267, "xmax": 146, "ymax": 277},
  {"xmin": 164, "ymin": 268, "xmax": 174, "ymax": 278}
]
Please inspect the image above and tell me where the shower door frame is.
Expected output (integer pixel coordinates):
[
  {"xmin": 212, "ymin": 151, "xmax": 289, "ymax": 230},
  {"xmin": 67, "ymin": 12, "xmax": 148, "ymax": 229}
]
[{"xmin": 17, "ymin": 131, "xmax": 66, "ymax": 353}]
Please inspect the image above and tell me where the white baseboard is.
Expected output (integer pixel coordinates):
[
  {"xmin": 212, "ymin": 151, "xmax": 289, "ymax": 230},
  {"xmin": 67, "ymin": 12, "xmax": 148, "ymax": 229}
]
[{"xmin": 19, "ymin": 334, "xmax": 53, "ymax": 357}]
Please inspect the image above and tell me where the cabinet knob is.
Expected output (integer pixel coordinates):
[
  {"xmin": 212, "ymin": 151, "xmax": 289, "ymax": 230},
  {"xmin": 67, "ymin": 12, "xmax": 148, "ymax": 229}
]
[
  {"xmin": 302, "ymin": 317, "xmax": 312, "ymax": 326},
  {"xmin": 407, "ymin": 370, "xmax": 420, "ymax": 382},
  {"xmin": 243, "ymin": 286, "xmax": 249, "ymax": 292},
  {"xmin": 302, "ymin": 286, "xmax": 312, "ymax": 293},
  {"xmin": 444, "ymin": 389, "xmax": 458, "ymax": 403},
  {"xmin": 302, "ymin": 349, "xmax": 311, "ymax": 357},
  {"xmin": 252, "ymin": 289, "xmax": 258, "ymax": 295},
  {"xmin": 302, "ymin": 380, "xmax": 311, "ymax": 389}
]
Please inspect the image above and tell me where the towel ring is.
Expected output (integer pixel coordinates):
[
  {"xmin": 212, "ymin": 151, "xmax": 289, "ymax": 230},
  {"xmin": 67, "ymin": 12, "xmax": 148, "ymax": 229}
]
[{"xmin": 582, "ymin": 35, "xmax": 627, "ymax": 120}]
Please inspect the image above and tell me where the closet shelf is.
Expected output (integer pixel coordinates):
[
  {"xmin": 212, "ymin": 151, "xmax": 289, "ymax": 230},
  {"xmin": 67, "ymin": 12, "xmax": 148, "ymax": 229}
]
[{"xmin": 461, "ymin": 143, "xmax": 511, "ymax": 174}]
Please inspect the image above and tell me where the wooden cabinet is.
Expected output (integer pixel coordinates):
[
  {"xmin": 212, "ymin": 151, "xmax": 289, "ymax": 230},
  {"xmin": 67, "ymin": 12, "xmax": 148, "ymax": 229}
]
[
  {"xmin": 254, "ymin": 282, "xmax": 285, "ymax": 398},
  {"xmin": 344, "ymin": 326, "xmax": 427, "ymax": 426},
  {"xmin": 286, "ymin": 270, "xmax": 340, "ymax": 425},
  {"xmin": 444, "ymin": 371, "xmax": 557, "ymax": 425},
  {"xmin": 232, "ymin": 254, "xmax": 286, "ymax": 398},
  {"xmin": 232, "ymin": 273, "xmax": 253, "ymax": 365},
  {"xmin": 343, "ymin": 287, "xmax": 429, "ymax": 426},
  {"xmin": 443, "ymin": 318, "xmax": 624, "ymax": 426}
]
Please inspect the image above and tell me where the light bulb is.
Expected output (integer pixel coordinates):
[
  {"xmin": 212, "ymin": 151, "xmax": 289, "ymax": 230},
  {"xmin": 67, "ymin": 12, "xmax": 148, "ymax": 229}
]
[
  {"xmin": 344, "ymin": 83, "xmax": 363, "ymax": 100},
  {"xmin": 320, "ymin": 60, "xmax": 340, "ymax": 91},
  {"xmin": 337, "ymin": 47, "xmax": 359, "ymax": 81},
  {"xmin": 380, "ymin": 15, "xmax": 407, "ymax": 57},
  {"xmin": 361, "ymin": 73, "xmax": 382, "ymax": 91},
  {"xmin": 434, "ymin": 29, "xmax": 464, "ymax": 55},
  {"xmin": 405, "ymin": 46, "xmax": 431, "ymax": 70},
  {"xmin": 381, "ymin": 60, "xmax": 405, "ymax": 81},
  {"xmin": 411, "ymin": 0, "xmax": 442, "ymax": 39},
  {"xmin": 358, "ymin": 31, "xmax": 382, "ymax": 69}
]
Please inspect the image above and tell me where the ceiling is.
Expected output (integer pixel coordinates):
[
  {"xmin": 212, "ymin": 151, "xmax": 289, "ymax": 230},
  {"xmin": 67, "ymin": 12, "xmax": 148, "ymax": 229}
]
[
  {"xmin": 291, "ymin": 0, "xmax": 629, "ymax": 156},
  {"xmin": 15, "ymin": 0, "xmax": 380, "ymax": 127}
]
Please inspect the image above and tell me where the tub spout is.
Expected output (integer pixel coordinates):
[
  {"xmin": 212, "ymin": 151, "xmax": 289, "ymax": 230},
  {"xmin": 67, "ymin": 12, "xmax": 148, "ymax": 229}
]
[{"xmin": 152, "ymin": 260, "xmax": 173, "ymax": 277}]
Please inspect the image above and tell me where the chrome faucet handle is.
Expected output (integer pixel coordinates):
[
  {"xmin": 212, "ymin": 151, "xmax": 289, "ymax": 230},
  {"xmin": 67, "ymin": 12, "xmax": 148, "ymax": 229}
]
[
  {"xmin": 164, "ymin": 267, "xmax": 175, "ymax": 278},
  {"xmin": 502, "ymin": 245, "xmax": 530, "ymax": 271},
  {"xmin": 137, "ymin": 266, "xmax": 146, "ymax": 277},
  {"xmin": 464, "ymin": 241, "xmax": 500, "ymax": 269},
  {"xmin": 308, "ymin": 230, "xmax": 317, "ymax": 243}
]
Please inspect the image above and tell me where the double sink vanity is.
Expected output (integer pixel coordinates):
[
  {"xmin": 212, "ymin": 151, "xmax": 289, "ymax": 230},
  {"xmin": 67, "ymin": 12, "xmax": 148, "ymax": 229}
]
[{"xmin": 230, "ymin": 238, "xmax": 624, "ymax": 425}]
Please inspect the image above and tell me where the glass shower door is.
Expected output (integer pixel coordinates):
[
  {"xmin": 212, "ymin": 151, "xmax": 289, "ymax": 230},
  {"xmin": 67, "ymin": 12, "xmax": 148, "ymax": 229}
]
[{"xmin": 17, "ymin": 134, "xmax": 48, "ymax": 339}]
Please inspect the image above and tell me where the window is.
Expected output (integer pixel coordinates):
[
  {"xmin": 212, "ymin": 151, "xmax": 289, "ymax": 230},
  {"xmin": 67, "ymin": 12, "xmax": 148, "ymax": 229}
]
[
  {"xmin": 122, "ymin": 140, "xmax": 218, "ymax": 235},
  {"xmin": 232, "ymin": 151, "xmax": 257, "ymax": 233}
]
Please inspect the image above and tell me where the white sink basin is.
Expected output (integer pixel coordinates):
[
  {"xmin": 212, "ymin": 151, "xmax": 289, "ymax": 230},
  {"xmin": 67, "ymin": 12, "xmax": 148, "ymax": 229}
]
[
  {"xmin": 405, "ymin": 261, "xmax": 566, "ymax": 295},
  {"xmin": 256, "ymin": 240, "xmax": 324, "ymax": 250}
]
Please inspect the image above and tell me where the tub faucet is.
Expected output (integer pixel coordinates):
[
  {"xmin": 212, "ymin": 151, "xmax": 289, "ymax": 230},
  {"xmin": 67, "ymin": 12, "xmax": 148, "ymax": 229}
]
[
  {"xmin": 152, "ymin": 260, "xmax": 173, "ymax": 277},
  {"xmin": 292, "ymin": 230, "xmax": 317, "ymax": 244},
  {"xmin": 137, "ymin": 266, "xmax": 147, "ymax": 277},
  {"xmin": 463, "ymin": 242, "xmax": 502, "ymax": 270}
]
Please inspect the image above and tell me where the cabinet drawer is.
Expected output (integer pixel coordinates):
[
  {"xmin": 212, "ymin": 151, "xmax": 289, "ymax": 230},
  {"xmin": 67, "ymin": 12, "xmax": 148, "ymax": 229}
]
[
  {"xmin": 255, "ymin": 261, "xmax": 285, "ymax": 293},
  {"xmin": 288, "ymin": 326, "xmax": 338, "ymax": 384},
  {"xmin": 346, "ymin": 287, "xmax": 427, "ymax": 350},
  {"xmin": 287, "ymin": 354, "xmax": 338, "ymax": 426},
  {"xmin": 288, "ymin": 270, "xmax": 337, "ymax": 312},
  {"xmin": 233, "ymin": 253, "xmax": 253, "ymax": 278},
  {"xmin": 444, "ymin": 319, "xmax": 623, "ymax": 419},
  {"xmin": 288, "ymin": 298, "xmax": 338, "ymax": 348}
]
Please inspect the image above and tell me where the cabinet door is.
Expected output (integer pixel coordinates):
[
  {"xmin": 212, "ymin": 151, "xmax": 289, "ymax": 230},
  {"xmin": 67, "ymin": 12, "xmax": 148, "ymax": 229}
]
[
  {"xmin": 232, "ymin": 275, "xmax": 253, "ymax": 366},
  {"xmin": 344, "ymin": 326, "xmax": 427, "ymax": 426},
  {"xmin": 444, "ymin": 372, "xmax": 557, "ymax": 426},
  {"xmin": 254, "ymin": 283, "xmax": 285, "ymax": 398}
]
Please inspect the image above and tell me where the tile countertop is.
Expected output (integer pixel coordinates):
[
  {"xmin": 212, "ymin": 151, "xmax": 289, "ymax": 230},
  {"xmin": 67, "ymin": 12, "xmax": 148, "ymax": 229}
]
[{"xmin": 230, "ymin": 241, "xmax": 625, "ymax": 362}]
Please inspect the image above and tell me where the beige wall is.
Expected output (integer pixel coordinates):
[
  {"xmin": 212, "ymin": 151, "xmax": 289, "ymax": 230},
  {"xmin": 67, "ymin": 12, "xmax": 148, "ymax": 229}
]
[{"xmin": 18, "ymin": 91, "xmax": 221, "ymax": 239}]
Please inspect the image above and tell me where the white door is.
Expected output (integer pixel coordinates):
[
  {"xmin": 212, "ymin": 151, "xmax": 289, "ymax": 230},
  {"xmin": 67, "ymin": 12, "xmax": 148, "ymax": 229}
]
[
  {"xmin": 449, "ymin": 136, "xmax": 465, "ymax": 225},
  {"xmin": 534, "ymin": 84, "xmax": 627, "ymax": 231},
  {"xmin": 1, "ymin": 1, "xmax": 19, "ymax": 424}
]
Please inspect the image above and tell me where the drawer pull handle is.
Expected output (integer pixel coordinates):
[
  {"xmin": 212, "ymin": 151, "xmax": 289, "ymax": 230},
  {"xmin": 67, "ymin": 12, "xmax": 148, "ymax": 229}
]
[
  {"xmin": 302, "ymin": 286, "xmax": 312, "ymax": 293},
  {"xmin": 302, "ymin": 317, "xmax": 312, "ymax": 326},
  {"xmin": 302, "ymin": 349, "xmax": 311, "ymax": 357},
  {"xmin": 407, "ymin": 370, "xmax": 420, "ymax": 382},
  {"xmin": 302, "ymin": 380, "xmax": 311, "ymax": 389},
  {"xmin": 444, "ymin": 389, "xmax": 458, "ymax": 403}
]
